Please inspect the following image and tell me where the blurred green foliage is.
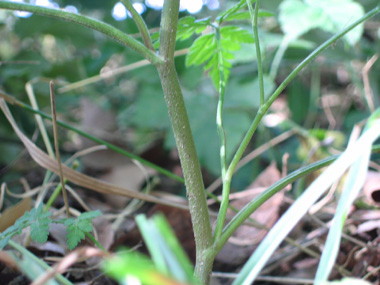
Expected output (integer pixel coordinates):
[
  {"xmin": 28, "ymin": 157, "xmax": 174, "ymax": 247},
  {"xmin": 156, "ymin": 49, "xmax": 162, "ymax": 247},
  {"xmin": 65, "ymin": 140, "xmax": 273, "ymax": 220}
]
[{"xmin": 0, "ymin": 0, "xmax": 379, "ymax": 188}]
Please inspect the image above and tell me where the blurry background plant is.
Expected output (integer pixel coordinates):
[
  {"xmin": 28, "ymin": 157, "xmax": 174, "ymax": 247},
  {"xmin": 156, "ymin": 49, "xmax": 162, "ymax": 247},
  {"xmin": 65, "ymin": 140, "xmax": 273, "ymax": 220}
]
[{"xmin": 0, "ymin": 0, "xmax": 380, "ymax": 284}]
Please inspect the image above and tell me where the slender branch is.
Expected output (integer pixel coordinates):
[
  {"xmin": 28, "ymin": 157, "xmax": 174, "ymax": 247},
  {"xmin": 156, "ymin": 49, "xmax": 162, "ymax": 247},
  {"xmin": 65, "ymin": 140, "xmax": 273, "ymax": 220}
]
[
  {"xmin": 120, "ymin": 0, "xmax": 155, "ymax": 50},
  {"xmin": 157, "ymin": 0, "xmax": 212, "ymax": 283},
  {"xmin": 0, "ymin": 1, "xmax": 161, "ymax": 64},
  {"xmin": 213, "ymin": 26, "xmax": 228, "ymax": 241},
  {"xmin": 224, "ymin": 6, "xmax": 380, "ymax": 205},
  {"xmin": 247, "ymin": 0, "xmax": 265, "ymax": 105},
  {"xmin": 50, "ymin": 82, "xmax": 70, "ymax": 217},
  {"xmin": 215, "ymin": 145, "xmax": 380, "ymax": 254},
  {"xmin": 215, "ymin": 155, "xmax": 336, "ymax": 253}
]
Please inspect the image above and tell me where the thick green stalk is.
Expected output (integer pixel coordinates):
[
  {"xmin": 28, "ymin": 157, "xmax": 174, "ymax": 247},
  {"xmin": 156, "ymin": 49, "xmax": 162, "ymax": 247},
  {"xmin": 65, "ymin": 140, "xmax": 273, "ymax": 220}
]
[
  {"xmin": 247, "ymin": 0, "xmax": 265, "ymax": 105},
  {"xmin": 156, "ymin": 0, "xmax": 212, "ymax": 283},
  {"xmin": 120, "ymin": 0, "xmax": 154, "ymax": 50},
  {"xmin": 0, "ymin": 1, "xmax": 161, "ymax": 64}
]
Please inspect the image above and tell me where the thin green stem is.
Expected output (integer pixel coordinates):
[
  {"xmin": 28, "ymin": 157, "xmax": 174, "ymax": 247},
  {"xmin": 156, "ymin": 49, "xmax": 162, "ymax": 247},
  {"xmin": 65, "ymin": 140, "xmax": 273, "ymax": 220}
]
[
  {"xmin": 120, "ymin": 0, "xmax": 155, "ymax": 50},
  {"xmin": 0, "ymin": 1, "xmax": 161, "ymax": 65},
  {"xmin": 214, "ymin": 143, "xmax": 380, "ymax": 253},
  {"xmin": 8, "ymin": 240, "xmax": 73, "ymax": 285},
  {"xmin": 247, "ymin": 0, "xmax": 265, "ymax": 106},
  {"xmin": 213, "ymin": 26, "xmax": 229, "ymax": 241},
  {"xmin": 85, "ymin": 232, "xmax": 106, "ymax": 252},
  {"xmin": 217, "ymin": 155, "xmax": 336, "ymax": 253},
  {"xmin": 215, "ymin": 26, "xmax": 227, "ymax": 182},
  {"xmin": 269, "ymin": 36, "xmax": 291, "ymax": 80},
  {"xmin": 157, "ymin": 1, "xmax": 212, "ymax": 283},
  {"xmin": 0, "ymin": 90, "xmax": 184, "ymax": 183},
  {"xmin": 225, "ymin": 6, "xmax": 380, "ymax": 200}
]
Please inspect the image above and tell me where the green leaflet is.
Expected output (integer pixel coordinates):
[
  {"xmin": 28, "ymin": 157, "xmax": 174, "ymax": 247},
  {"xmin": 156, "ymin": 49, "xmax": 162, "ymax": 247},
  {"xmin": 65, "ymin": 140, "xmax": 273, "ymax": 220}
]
[
  {"xmin": 63, "ymin": 210, "xmax": 101, "ymax": 250},
  {"xmin": 186, "ymin": 26, "xmax": 254, "ymax": 88},
  {"xmin": 0, "ymin": 204, "xmax": 51, "ymax": 248}
]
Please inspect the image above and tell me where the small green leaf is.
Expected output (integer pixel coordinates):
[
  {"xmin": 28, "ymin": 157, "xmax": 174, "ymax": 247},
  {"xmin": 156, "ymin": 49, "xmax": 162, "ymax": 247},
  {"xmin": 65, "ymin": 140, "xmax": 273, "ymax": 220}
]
[
  {"xmin": 186, "ymin": 26, "xmax": 253, "ymax": 88},
  {"xmin": 0, "ymin": 204, "xmax": 52, "ymax": 248},
  {"xmin": 66, "ymin": 220, "xmax": 86, "ymax": 250},
  {"xmin": 176, "ymin": 16, "xmax": 211, "ymax": 41},
  {"xmin": 29, "ymin": 205, "xmax": 51, "ymax": 243},
  {"xmin": 185, "ymin": 33, "xmax": 215, "ymax": 66},
  {"xmin": 217, "ymin": 0, "xmax": 256, "ymax": 23},
  {"xmin": 64, "ymin": 210, "xmax": 101, "ymax": 250}
]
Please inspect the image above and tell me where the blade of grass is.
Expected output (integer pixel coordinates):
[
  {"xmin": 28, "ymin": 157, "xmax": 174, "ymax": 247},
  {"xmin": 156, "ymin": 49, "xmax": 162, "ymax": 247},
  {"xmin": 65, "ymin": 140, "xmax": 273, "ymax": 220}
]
[
  {"xmin": 135, "ymin": 214, "xmax": 168, "ymax": 275},
  {"xmin": 315, "ymin": 110, "xmax": 380, "ymax": 281},
  {"xmin": 233, "ymin": 119, "xmax": 380, "ymax": 285},
  {"xmin": 49, "ymin": 82, "xmax": 70, "ymax": 218},
  {"xmin": 8, "ymin": 240, "xmax": 72, "ymax": 285}
]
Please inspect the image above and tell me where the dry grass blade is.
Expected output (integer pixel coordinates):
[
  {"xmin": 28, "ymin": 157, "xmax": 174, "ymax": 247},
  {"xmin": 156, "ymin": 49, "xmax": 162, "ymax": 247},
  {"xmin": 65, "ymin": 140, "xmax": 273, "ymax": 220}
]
[
  {"xmin": 50, "ymin": 81, "xmax": 70, "ymax": 217},
  {"xmin": 0, "ymin": 99, "xmax": 188, "ymax": 210}
]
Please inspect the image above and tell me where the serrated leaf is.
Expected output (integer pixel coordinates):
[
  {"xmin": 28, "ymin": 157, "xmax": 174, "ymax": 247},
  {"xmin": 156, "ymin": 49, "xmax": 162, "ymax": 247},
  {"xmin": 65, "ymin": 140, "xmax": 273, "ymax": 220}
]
[
  {"xmin": 217, "ymin": 0, "xmax": 256, "ymax": 23},
  {"xmin": 223, "ymin": 10, "xmax": 274, "ymax": 22},
  {"xmin": 64, "ymin": 210, "xmax": 100, "ymax": 250},
  {"xmin": 186, "ymin": 33, "xmax": 216, "ymax": 66},
  {"xmin": 177, "ymin": 16, "xmax": 211, "ymax": 41},
  {"xmin": 78, "ymin": 210, "xmax": 101, "ymax": 221},
  {"xmin": 186, "ymin": 26, "xmax": 253, "ymax": 88},
  {"xmin": 221, "ymin": 26, "xmax": 254, "ymax": 43},
  {"xmin": 224, "ymin": 11, "xmax": 251, "ymax": 21},
  {"xmin": 29, "ymin": 205, "xmax": 51, "ymax": 243},
  {"xmin": 66, "ymin": 220, "xmax": 86, "ymax": 250}
]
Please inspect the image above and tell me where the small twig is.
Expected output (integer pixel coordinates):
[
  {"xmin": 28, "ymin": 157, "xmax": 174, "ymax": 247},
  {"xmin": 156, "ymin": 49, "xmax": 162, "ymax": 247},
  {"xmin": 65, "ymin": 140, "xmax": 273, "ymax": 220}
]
[
  {"xmin": 121, "ymin": 0, "xmax": 154, "ymax": 50},
  {"xmin": 31, "ymin": 247, "xmax": 109, "ymax": 285},
  {"xmin": 362, "ymin": 53, "xmax": 378, "ymax": 113},
  {"xmin": 49, "ymin": 81, "xmax": 70, "ymax": 218}
]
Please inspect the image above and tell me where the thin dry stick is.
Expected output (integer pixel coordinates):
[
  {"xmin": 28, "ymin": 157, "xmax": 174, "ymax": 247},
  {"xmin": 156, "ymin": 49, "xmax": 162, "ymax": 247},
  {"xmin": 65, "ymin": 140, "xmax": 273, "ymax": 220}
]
[
  {"xmin": 50, "ymin": 81, "xmax": 70, "ymax": 218},
  {"xmin": 32, "ymin": 247, "xmax": 109, "ymax": 285},
  {"xmin": 362, "ymin": 53, "xmax": 378, "ymax": 113}
]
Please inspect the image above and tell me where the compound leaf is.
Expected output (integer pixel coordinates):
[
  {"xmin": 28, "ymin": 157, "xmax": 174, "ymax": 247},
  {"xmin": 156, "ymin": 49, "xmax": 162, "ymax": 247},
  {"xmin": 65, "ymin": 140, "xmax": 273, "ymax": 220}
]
[
  {"xmin": 64, "ymin": 210, "xmax": 101, "ymax": 250},
  {"xmin": 29, "ymin": 205, "xmax": 51, "ymax": 243}
]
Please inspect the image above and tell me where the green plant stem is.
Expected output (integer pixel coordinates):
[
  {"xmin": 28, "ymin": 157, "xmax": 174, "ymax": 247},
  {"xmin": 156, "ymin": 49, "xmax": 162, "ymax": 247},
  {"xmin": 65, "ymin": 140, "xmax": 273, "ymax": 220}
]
[
  {"xmin": 216, "ymin": 155, "xmax": 335, "ymax": 253},
  {"xmin": 120, "ymin": 0, "xmax": 154, "ymax": 50},
  {"xmin": 247, "ymin": 0, "xmax": 265, "ymax": 105},
  {"xmin": 224, "ymin": 6, "xmax": 380, "ymax": 211},
  {"xmin": 85, "ymin": 232, "xmax": 106, "ymax": 252},
  {"xmin": 45, "ymin": 179, "xmax": 67, "ymax": 211},
  {"xmin": 156, "ymin": 0, "xmax": 212, "ymax": 283},
  {"xmin": 8, "ymin": 240, "xmax": 73, "ymax": 285},
  {"xmin": 0, "ymin": 1, "xmax": 161, "ymax": 65},
  {"xmin": 214, "ymin": 142, "xmax": 380, "ymax": 253},
  {"xmin": 0, "ymin": 90, "xmax": 184, "ymax": 183},
  {"xmin": 213, "ymin": 26, "xmax": 228, "ymax": 241}
]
